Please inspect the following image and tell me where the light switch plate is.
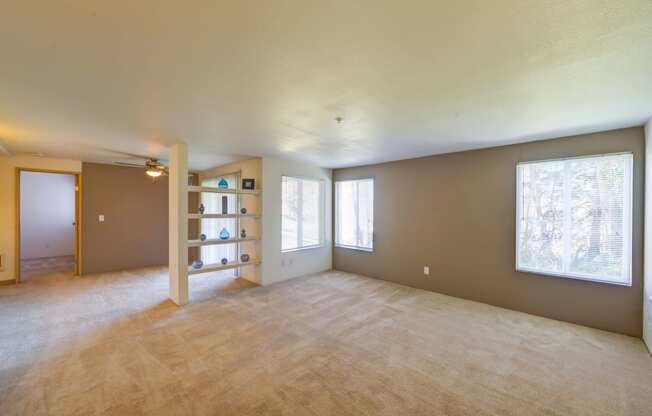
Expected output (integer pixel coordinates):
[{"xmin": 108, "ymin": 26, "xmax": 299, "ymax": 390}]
[
  {"xmin": 423, "ymin": 266, "xmax": 430, "ymax": 276},
  {"xmin": 99, "ymin": 214, "xmax": 105, "ymax": 222}
]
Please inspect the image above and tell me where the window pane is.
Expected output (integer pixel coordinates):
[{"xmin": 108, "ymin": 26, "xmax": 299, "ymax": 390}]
[
  {"xmin": 282, "ymin": 177, "xmax": 299, "ymax": 250},
  {"xmin": 302, "ymin": 179, "xmax": 320, "ymax": 247},
  {"xmin": 518, "ymin": 161, "xmax": 564, "ymax": 273},
  {"xmin": 281, "ymin": 176, "xmax": 323, "ymax": 251},
  {"xmin": 517, "ymin": 153, "xmax": 632, "ymax": 285},
  {"xmin": 569, "ymin": 156, "xmax": 626, "ymax": 281},
  {"xmin": 337, "ymin": 181, "xmax": 358, "ymax": 247},
  {"xmin": 357, "ymin": 179, "xmax": 374, "ymax": 249},
  {"xmin": 336, "ymin": 179, "xmax": 374, "ymax": 250}
]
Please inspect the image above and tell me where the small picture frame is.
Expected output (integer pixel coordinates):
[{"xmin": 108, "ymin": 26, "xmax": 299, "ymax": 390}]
[{"xmin": 242, "ymin": 178, "xmax": 255, "ymax": 190}]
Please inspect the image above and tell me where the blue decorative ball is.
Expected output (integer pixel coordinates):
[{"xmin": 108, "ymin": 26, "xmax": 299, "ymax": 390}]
[
  {"xmin": 221, "ymin": 258, "xmax": 228, "ymax": 265},
  {"xmin": 199, "ymin": 233, "xmax": 207, "ymax": 241},
  {"xmin": 192, "ymin": 260, "xmax": 203, "ymax": 269}
]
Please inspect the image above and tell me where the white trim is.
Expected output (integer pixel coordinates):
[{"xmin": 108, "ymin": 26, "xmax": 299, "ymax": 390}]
[
  {"xmin": 282, "ymin": 244, "xmax": 324, "ymax": 253},
  {"xmin": 516, "ymin": 267, "xmax": 632, "ymax": 287},
  {"xmin": 515, "ymin": 164, "xmax": 523, "ymax": 272},
  {"xmin": 335, "ymin": 243, "xmax": 374, "ymax": 252},
  {"xmin": 517, "ymin": 151, "xmax": 633, "ymax": 166}
]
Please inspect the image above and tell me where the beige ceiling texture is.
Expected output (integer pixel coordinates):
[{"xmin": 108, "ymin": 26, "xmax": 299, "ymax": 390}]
[{"xmin": 1, "ymin": 1, "xmax": 651, "ymax": 169}]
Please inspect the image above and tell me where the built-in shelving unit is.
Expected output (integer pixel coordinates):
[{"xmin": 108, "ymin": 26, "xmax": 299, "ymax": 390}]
[
  {"xmin": 187, "ymin": 186, "xmax": 260, "ymax": 195},
  {"xmin": 188, "ymin": 236, "xmax": 259, "ymax": 247},
  {"xmin": 187, "ymin": 173, "xmax": 261, "ymax": 276},
  {"xmin": 188, "ymin": 213, "xmax": 261, "ymax": 220},
  {"xmin": 188, "ymin": 258, "xmax": 261, "ymax": 275}
]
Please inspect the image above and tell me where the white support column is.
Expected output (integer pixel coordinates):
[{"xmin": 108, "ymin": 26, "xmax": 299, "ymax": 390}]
[{"xmin": 169, "ymin": 143, "xmax": 189, "ymax": 305}]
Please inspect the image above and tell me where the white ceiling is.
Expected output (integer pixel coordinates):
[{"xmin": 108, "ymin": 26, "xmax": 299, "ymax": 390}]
[{"xmin": 1, "ymin": 1, "xmax": 651, "ymax": 170}]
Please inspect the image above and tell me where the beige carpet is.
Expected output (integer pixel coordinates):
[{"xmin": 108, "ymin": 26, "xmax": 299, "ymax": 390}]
[{"xmin": 0, "ymin": 267, "xmax": 650, "ymax": 415}]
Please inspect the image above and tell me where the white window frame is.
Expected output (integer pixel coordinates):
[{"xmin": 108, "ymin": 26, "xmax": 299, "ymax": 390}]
[
  {"xmin": 335, "ymin": 178, "xmax": 374, "ymax": 252},
  {"xmin": 281, "ymin": 175, "xmax": 324, "ymax": 253},
  {"xmin": 515, "ymin": 152, "xmax": 633, "ymax": 286}
]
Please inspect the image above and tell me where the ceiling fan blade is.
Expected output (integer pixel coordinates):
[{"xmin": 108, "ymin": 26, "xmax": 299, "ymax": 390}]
[
  {"xmin": 114, "ymin": 161, "xmax": 145, "ymax": 167},
  {"xmin": 95, "ymin": 146, "xmax": 166, "ymax": 161}
]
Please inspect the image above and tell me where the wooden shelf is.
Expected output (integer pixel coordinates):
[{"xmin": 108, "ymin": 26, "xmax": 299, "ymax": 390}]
[
  {"xmin": 188, "ymin": 259, "xmax": 261, "ymax": 275},
  {"xmin": 187, "ymin": 186, "xmax": 260, "ymax": 195},
  {"xmin": 188, "ymin": 236, "xmax": 259, "ymax": 247},
  {"xmin": 186, "ymin": 174, "xmax": 262, "ymax": 278},
  {"xmin": 188, "ymin": 213, "xmax": 261, "ymax": 219}
]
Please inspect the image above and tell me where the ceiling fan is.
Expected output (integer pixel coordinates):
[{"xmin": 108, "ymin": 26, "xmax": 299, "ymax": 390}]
[
  {"xmin": 108, "ymin": 148, "xmax": 195, "ymax": 180},
  {"xmin": 115, "ymin": 157, "xmax": 168, "ymax": 178}
]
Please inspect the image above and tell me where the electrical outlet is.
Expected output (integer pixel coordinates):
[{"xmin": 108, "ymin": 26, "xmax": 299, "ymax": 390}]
[
  {"xmin": 99, "ymin": 214, "xmax": 105, "ymax": 222},
  {"xmin": 423, "ymin": 266, "xmax": 429, "ymax": 276}
]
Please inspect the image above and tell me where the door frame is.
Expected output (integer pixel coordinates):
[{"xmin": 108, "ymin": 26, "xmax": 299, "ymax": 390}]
[{"xmin": 15, "ymin": 168, "xmax": 82, "ymax": 283}]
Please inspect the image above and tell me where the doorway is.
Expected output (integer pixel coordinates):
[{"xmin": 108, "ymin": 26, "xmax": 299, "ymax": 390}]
[{"xmin": 16, "ymin": 169, "xmax": 81, "ymax": 282}]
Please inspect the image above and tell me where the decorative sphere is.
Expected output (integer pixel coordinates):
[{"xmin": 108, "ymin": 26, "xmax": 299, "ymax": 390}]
[
  {"xmin": 192, "ymin": 260, "xmax": 203, "ymax": 269},
  {"xmin": 199, "ymin": 233, "xmax": 207, "ymax": 241},
  {"xmin": 221, "ymin": 258, "xmax": 228, "ymax": 265},
  {"xmin": 240, "ymin": 254, "xmax": 250, "ymax": 262},
  {"xmin": 240, "ymin": 207, "xmax": 247, "ymax": 214}
]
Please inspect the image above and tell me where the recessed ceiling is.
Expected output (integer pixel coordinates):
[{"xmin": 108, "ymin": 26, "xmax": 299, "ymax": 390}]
[{"xmin": 1, "ymin": 1, "xmax": 651, "ymax": 169}]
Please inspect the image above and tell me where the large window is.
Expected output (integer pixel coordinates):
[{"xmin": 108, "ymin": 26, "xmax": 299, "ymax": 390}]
[
  {"xmin": 282, "ymin": 176, "xmax": 323, "ymax": 251},
  {"xmin": 516, "ymin": 153, "xmax": 633, "ymax": 285},
  {"xmin": 335, "ymin": 178, "xmax": 374, "ymax": 251}
]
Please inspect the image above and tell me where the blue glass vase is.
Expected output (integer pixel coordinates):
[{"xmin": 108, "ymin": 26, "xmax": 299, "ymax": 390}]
[
  {"xmin": 219, "ymin": 227, "xmax": 230, "ymax": 240},
  {"xmin": 218, "ymin": 178, "xmax": 228, "ymax": 189}
]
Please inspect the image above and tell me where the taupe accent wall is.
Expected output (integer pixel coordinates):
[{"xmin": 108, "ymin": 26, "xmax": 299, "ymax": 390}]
[
  {"xmin": 82, "ymin": 163, "xmax": 168, "ymax": 274},
  {"xmin": 333, "ymin": 127, "xmax": 644, "ymax": 337}
]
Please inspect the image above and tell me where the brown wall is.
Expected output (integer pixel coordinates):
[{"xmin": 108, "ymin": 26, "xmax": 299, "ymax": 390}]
[
  {"xmin": 82, "ymin": 163, "xmax": 168, "ymax": 274},
  {"xmin": 333, "ymin": 127, "xmax": 645, "ymax": 337}
]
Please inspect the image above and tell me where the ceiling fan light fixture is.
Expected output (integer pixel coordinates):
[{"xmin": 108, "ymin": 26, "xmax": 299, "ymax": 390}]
[{"xmin": 146, "ymin": 168, "xmax": 163, "ymax": 178}]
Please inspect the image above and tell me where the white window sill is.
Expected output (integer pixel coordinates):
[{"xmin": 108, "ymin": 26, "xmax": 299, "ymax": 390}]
[
  {"xmin": 516, "ymin": 267, "xmax": 632, "ymax": 287},
  {"xmin": 281, "ymin": 244, "xmax": 324, "ymax": 254},
  {"xmin": 335, "ymin": 244, "xmax": 373, "ymax": 253}
]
